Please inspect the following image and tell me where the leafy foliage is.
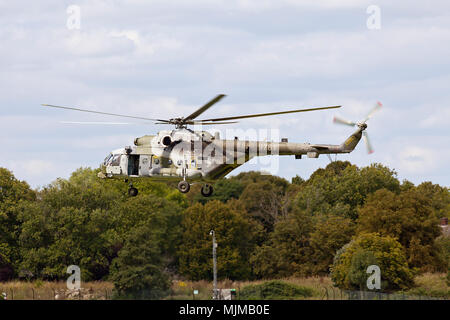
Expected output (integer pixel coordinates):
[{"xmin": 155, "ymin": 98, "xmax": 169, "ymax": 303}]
[
  {"xmin": 15, "ymin": 168, "xmax": 183, "ymax": 282},
  {"xmin": 0, "ymin": 168, "xmax": 35, "ymax": 279},
  {"xmin": 309, "ymin": 214, "xmax": 355, "ymax": 274},
  {"xmin": 251, "ymin": 209, "xmax": 314, "ymax": 278},
  {"xmin": 109, "ymin": 220, "xmax": 174, "ymax": 300},
  {"xmin": 296, "ymin": 162, "xmax": 400, "ymax": 220},
  {"xmin": 0, "ymin": 161, "xmax": 448, "ymax": 297},
  {"xmin": 193, "ymin": 179, "xmax": 244, "ymax": 204},
  {"xmin": 177, "ymin": 201, "xmax": 261, "ymax": 280},
  {"xmin": 347, "ymin": 250, "xmax": 379, "ymax": 290},
  {"xmin": 331, "ymin": 233, "xmax": 414, "ymax": 291},
  {"xmin": 357, "ymin": 188, "xmax": 445, "ymax": 272}
]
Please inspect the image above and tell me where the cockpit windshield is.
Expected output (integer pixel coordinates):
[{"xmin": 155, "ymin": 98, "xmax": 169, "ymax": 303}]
[
  {"xmin": 103, "ymin": 153, "xmax": 113, "ymax": 166},
  {"xmin": 103, "ymin": 153, "xmax": 122, "ymax": 166}
]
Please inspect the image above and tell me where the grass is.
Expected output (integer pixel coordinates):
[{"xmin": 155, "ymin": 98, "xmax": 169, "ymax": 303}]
[
  {"xmin": 405, "ymin": 273, "xmax": 450, "ymax": 299},
  {"xmin": 0, "ymin": 274, "xmax": 448, "ymax": 300},
  {"xmin": 169, "ymin": 276, "xmax": 333, "ymax": 300},
  {"xmin": 0, "ymin": 281, "xmax": 113, "ymax": 300}
]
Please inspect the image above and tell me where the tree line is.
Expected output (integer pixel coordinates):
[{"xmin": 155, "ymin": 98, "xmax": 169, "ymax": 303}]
[{"xmin": 0, "ymin": 161, "xmax": 449, "ymax": 298}]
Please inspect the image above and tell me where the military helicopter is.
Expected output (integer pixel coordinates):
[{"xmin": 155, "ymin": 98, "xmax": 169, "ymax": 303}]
[{"xmin": 42, "ymin": 95, "xmax": 381, "ymax": 197}]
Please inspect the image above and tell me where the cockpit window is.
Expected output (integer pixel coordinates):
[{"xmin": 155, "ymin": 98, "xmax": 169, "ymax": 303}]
[
  {"xmin": 110, "ymin": 154, "xmax": 121, "ymax": 166},
  {"xmin": 103, "ymin": 154, "xmax": 113, "ymax": 165}
]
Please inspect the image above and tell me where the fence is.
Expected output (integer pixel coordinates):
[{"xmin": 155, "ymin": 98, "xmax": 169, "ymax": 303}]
[
  {"xmin": 0, "ymin": 286, "xmax": 445, "ymax": 300},
  {"xmin": 0, "ymin": 287, "xmax": 114, "ymax": 300},
  {"xmin": 321, "ymin": 287, "xmax": 445, "ymax": 300}
]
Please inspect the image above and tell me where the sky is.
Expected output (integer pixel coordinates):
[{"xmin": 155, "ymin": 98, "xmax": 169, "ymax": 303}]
[{"xmin": 1, "ymin": 0, "xmax": 449, "ymax": 189}]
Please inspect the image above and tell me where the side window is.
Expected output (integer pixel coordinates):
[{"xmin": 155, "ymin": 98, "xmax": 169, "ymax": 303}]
[{"xmin": 111, "ymin": 155, "xmax": 121, "ymax": 166}]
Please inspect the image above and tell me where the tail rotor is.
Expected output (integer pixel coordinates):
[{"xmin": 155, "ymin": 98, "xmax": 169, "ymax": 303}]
[{"xmin": 333, "ymin": 101, "xmax": 382, "ymax": 154}]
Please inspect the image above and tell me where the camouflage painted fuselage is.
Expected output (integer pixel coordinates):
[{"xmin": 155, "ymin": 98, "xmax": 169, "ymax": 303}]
[{"xmin": 98, "ymin": 126, "xmax": 364, "ymax": 182}]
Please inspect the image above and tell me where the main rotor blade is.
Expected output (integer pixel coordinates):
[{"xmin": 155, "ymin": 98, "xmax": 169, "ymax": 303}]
[
  {"xmin": 60, "ymin": 121, "xmax": 135, "ymax": 125},
  {"xmin": 42, "ymin": 104, "xmax": 168, "ymax": 122},
  {"xmin": 333, "ymin": 116, "xmax": 356, "ymax": 126},
  {"xmin": 197, "ymin": 105, "xmax": 341, "ymax": 122},
  {"xmin": 363, "ymin": 131, "xmax": 374, "ymax": 154},
  {"xmin": 183, "ymin": 94, "xmax": 227, "ymax": 122},
  {"xmin": 188, "ymin": 121, "xmax": 238, "ymax": 125},
  {"xmin": 363, "ymin": 101, "xmax": 382, "ymax": 122}
]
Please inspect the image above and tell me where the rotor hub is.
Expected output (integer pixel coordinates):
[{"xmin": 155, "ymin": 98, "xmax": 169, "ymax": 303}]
[{"xmin": 357, "ymin": 122, "xmax": 368, "ymax": 130}]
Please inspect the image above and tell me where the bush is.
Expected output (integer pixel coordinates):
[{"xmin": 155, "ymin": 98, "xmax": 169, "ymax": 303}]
[
  {"xmin": 331, "ymin": 233, "xmax": 414, "ymax": 291},
  {"xmin": 239, "ymin": 280, "xmax": 314, "ymax": 300}
]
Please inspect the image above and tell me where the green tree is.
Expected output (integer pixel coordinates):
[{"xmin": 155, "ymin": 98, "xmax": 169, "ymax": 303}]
[
  {"xmin": 17, "ymin": 168, "xmax": 184, "ymax": 281},
  {"xmin": 178, "ymin": 201, "xmax": 261, "ymax": 280},
  {"xmin": 309, "ymin": 214, "xmax": 355, "ymax": 274},
  {"xmin": 251, "ymin": 209, "xmax": 314, "ymax": 278},
  {"xmin": 347, "ymin": 250, "xmax": 379, "ymax": 290},
  {"xmin": 0, "ymin": 242, "xmax": 13, "ymax": 281},
  {"xmin": 415, "ymin": 182, "xmax": 450, "ymax": 220},
  {"xmin": 0, "ymin": 168, "xmax": 35, "ymax": 279},
  {"xmin": 357, "ymin": 188, "xmax": 445, "ymax": 272},
  {"xmin": 236, "ymin": 172, "xmax": 292, "ymax": 234},
  {"xmin": 239, "ymin": 181, "xmax": 288, "ymax": 231},
  {"xmin": 192, "ymin": 178, "xmax": 244, "ymax": 204},
  {"xmin": 231, "ymin": 171, "xmax": 290, "ymax": 191},
  {"xmin": 110, "ymin": 195, "xmax": 183, "ymax": 269},
  {"xmin": 291, "ymin": 175, "xmax": 305, "ymax": 185},
  {"xmin": 110, "ymin": 221, "xmax": 171, "ymax": 299},
  {"xmin": 18, "ymin": 204, "xmax": 115, "ymax": 280},
  {"xmin": 296, "ymin": 162, "xmax": 400, "ymax": 220},
  {"xmin": 331, "ymin": 233, "xmax": 414, "ymax": 291}
]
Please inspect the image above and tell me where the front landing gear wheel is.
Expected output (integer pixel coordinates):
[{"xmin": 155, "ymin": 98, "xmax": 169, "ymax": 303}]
[
  {"xmin": 201, "ymin": 184, "xmax": 213, "ymax": 197},
  {"xmin": 177, "ymin": 181, "xmax": 190, "ymax": 193},
  {"xmin": 128, "ymin": 187, "xmax": 138, "ymax": 197}
]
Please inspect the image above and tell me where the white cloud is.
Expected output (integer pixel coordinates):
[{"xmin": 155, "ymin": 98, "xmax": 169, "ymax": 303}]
[
  {"xmin": 1, "ymin": 1, "xmax": 449, "ymax": 187},
  {"xmin": 397, "ymin": 146, "xmax": 437, "ymax": 174},
  {"xmin": 419, "ymin": 106, "xmax": 450, "ymax": 128}
]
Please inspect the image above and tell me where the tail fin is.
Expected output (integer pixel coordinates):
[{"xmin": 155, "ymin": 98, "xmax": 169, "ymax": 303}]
[{"xmin": 340, "ymin": 127, "xmax": 364, "ymax": 152}]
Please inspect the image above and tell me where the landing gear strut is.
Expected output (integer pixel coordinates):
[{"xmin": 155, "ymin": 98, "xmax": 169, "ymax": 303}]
[
  {"xmin": 177, "ymin": 180, "xmax": 190, "ymax": 193},
  {"xmin": 201, "ymin": 184, "xmax": 213, "ymax": 197}
]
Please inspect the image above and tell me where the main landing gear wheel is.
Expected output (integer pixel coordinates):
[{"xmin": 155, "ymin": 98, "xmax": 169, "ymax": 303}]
[
  {"xmin": 201, "ymin": 184, "xmax": 213, "ymax": 197},
  {"xmin": 177, "ymin": 181, "xmax": 190, "ymax": 193},
  {"xmin": 128, "ymin": 187, "xmax": 138, "ymax": 197}
]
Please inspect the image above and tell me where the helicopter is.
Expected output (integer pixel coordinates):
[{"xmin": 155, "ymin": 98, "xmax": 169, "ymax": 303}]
[{"xmin": 42, "ymin": 95, "xmax": 381, "ymax": 197}]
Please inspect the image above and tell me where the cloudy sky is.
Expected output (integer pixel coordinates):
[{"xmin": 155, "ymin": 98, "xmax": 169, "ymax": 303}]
[{"xmin": 1, "ymin": 0, "xmax": 449, "ymax": 189}]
